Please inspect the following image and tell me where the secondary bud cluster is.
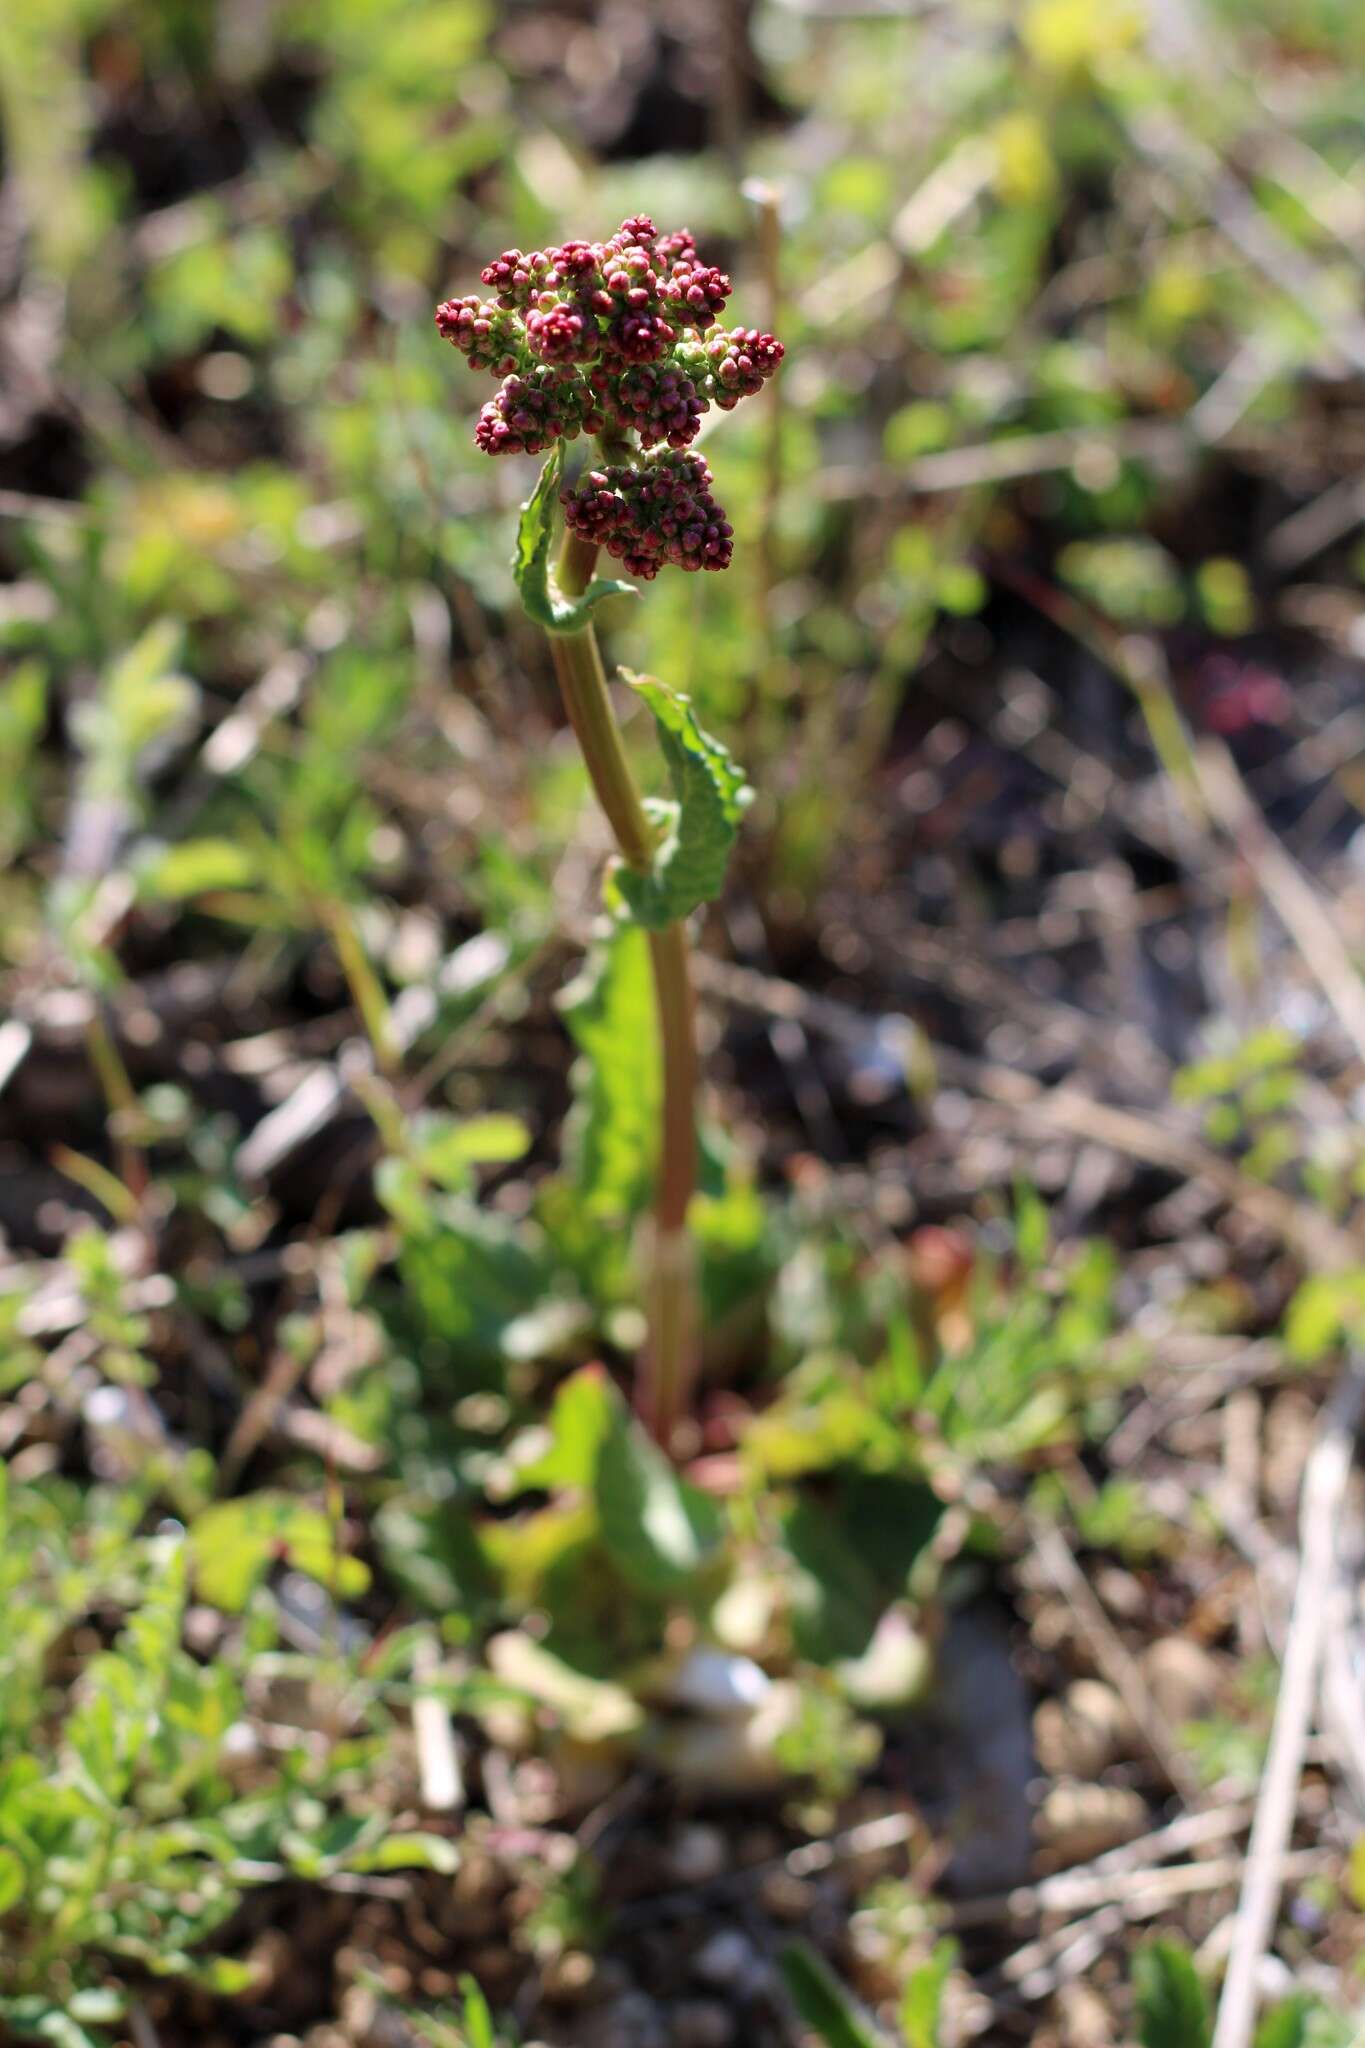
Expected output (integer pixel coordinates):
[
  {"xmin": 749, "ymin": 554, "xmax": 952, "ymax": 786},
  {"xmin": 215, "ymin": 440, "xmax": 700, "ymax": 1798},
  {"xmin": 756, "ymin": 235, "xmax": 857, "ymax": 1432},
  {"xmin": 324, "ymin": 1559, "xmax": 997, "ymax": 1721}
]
[
  {"xmin": 472, "ymin": 365, "xmax": 606, "ymax": 457},
  {"xmin": 437, "ymin": 216, "xmax": 783, "ymax": 462},
  {"xmin": 560, "ymin": 452, "xmax": 734, "ymax": 580}
]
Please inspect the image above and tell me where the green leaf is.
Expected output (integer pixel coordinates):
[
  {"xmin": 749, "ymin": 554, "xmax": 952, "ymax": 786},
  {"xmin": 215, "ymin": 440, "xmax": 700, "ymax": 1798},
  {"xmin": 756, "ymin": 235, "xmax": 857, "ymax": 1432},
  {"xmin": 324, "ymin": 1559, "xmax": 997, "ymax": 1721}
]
[
  {"xmin": 595, "ymin": 1398, "xmax": 723, "ymax": 1597},
  {"xmin": 560, "ymin": 923, "xmax": 659, "ymax": 1221},
  {"xmin": 0, "ymin": 1996, "xmax": 122, "ymax": 2048},
  {"xmin": 1133, "ymin": 1939, "xmax": 1211, "ymax": 2048},
  {"xmin": 513, "ymin": 445, "xmax": 636, "ymax": 632},
  {"xmin": 183, "ymin": 1958, "xmax": 255, "ymax": 1995},
  {"xmin": 350, "ymin": 1831, "xmax": 460, "ymax": 1874},
  {"xmin": 135, "ymin": 837, "xmax": 259, "ymax": 901},
  {"xmin": 373, "ymin": 1498, "xmax": 497, "ymax": 1617},
  {"xmin": 190, "ymin": 1494, "xmax": 370, "ymax": 1611},
  {"xmin": 397, "ymin": 1196, "xmax": 553, "ymax": 1380},
  {"xmin": 901, "ymin": 1939, "xmax": 958, "ymax": 2048},
  {"xmin": 1284, "ymin": 1271, "xmax": 1365, "ymax": 1365},
  {"xmin": 72, "ymin": 619, "xmax": 198, "ymax": 802},
  {"xmin": 779, "ymin": 1944, "xmax": 888, "ymax": 2048},
  {"xmin": 458, "ymin": 1976, "xmax": 498, "ymax": 2048},
  {"xmin": 782, "ymin": 1497, "xmax": 886, "ymax": 1664},
  {"xmin": 0, "ymin": 1844, "xmax": 23, "ymax": 1914},
  {"xmin": 510, "ymin": 1364, "xmax": 614, "ymax": 1495},
  {"xmin": 1254, "ymin": 1997, "xmax": 1317, "ymax": 2048},
  {"xmin": 413, "ymin": 1112, "xmax": 532, "ymax": 1189},
  {"xmin": 783, "ymin": 1473, "xmax": 942, "ymax": 1664},
  {"xmin": 613, "ymin": 673, "xmax": 752, "ymax": 930}
]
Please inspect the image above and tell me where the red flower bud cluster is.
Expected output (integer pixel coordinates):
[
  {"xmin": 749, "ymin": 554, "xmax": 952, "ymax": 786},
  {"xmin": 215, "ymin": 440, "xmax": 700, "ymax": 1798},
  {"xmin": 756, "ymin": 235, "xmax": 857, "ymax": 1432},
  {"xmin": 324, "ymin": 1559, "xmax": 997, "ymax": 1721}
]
[
  {"xmin": 437, "ymin": 216, "xmax": 783, "ymax": 462},
  {"xmin": 434, "ymin": 294, "xmax": 523, "ymax": 375},
  {"xmin": 560, "ymin": 451, "xmax": 734, "ymax": 580},
  {"xmin": 473, "ymin": 365, "xmax": 606, "ymax": 457},
  {"xmin": 707, "ymin": 326, "xmax": 785, "ymax": 407}
]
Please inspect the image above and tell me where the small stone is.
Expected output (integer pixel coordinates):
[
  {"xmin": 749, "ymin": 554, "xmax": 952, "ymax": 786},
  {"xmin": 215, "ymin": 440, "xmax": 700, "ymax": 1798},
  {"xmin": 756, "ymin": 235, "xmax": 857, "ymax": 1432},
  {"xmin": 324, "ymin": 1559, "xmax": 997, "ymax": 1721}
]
[
  {"xmin": 1143, "ymin": 1637, "xmax": 1220, "ymax": 1726},
  {"xmin": 1092, "ymin": 1565, "xmax": 1145, "ymax": 1619},
  {"xmin": 758, "ymin": 1870, "xmax": 815, "ymax": 1922},
  {"xmin": 667, "ymin": 1822, "xmax": 727, "ymax": 1885},
  {"xmin": 693, "ymin": 1930, "xmax": 755, "ymax": 1989},
  {"xmin": 543, "ymin": 1950, "xmax": 596, "ymax": 2002},
  {"xmin": 1033, "ymin": 1680, "xmax": 1137, "ymax": 1778},
  {"xmin": 603, "ymin": 1990, "xmax": 667, "ymax": 2048},
  {"xmin": 1057, "ymin": 1978, "xmax": 1114, "ymax": 2048},
  {"xmin": 671, "ymin": 2000, "xmax": 733, "ymax": 2048},
  {"xmin": 1035, "ymin": 1780, "xmax": 1147, "ymax": 1868}
]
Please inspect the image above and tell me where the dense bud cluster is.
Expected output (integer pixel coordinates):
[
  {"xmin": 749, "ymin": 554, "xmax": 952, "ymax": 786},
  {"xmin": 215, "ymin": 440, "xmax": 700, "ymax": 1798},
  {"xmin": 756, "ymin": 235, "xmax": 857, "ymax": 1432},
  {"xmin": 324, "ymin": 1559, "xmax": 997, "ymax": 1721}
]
[
  {"xmin": 707, "ymin": 326, "xmax": 785, "ymax": 407},
  {"xmin": 434, "ymin": 294, "xmax": 522, "ymax": 375},
  {"xmin": 560, "ymin": 451, "xmax": 734, "ymax": 579},
  {"xmin": 472, "ymin": 365, "xmax": 605, "ymax": 457},
  {"xmin": 438, "ymin": 215, "xmax": 781, "ymax": 461}
]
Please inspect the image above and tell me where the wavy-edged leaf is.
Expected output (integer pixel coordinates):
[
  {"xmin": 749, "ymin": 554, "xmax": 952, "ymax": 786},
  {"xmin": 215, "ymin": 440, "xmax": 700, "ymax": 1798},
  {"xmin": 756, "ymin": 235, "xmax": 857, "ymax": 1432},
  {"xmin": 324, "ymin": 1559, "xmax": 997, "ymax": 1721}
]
[
  {"xmin": 560, "ymin": 922, "xmax": 659, "ymax": 1221},
  {"xmin": 613, "ymin": 673, "xmax": 752, "ymax": 930},
  {"xmin": 513, "ymin": 445, "xmax": 636, "ymax": 632}
]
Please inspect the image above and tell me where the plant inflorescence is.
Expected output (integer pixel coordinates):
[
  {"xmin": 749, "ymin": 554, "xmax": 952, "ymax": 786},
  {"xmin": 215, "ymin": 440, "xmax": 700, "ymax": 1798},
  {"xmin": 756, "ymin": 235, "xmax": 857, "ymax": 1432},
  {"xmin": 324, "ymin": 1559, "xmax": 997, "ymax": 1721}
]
[
  {"xmin": 438, "ymin": 216, "xmax": 782, "ymax": 570},
  {"xmin": 436, "ymin": 216, "xmax": 783, "ymax": 1443}
]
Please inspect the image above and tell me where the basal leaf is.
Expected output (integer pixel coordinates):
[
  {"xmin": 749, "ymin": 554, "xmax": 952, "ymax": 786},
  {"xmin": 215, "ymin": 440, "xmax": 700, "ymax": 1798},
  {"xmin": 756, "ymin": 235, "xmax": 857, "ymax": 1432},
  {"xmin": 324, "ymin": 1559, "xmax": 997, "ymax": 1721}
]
[
  {"xmin": 560, "ymin": 923, "xmax": 659, "ymax": 1221},
  {"xmin": 613, "ymin": 673, "xmax": 752, "ymax": 930},
  {"xmin": 595, "ymin": 1395, "xmax": 723, "ymax": 1597},
  {"xmin": 396, "ymin": 1196, "xmax": 553, "ymax": 1380},
  {"xmin": 513, "ymin": 446, "xmax": 636, "ymax": 633}
]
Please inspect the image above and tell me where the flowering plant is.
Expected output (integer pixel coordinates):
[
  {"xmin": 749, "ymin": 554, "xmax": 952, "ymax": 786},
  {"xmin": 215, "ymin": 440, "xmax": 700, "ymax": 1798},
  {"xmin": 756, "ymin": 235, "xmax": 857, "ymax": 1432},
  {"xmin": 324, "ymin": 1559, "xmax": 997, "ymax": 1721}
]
[{"xmin": 437, "ymin": 218, "xmax": 783, "ymax": 1446}]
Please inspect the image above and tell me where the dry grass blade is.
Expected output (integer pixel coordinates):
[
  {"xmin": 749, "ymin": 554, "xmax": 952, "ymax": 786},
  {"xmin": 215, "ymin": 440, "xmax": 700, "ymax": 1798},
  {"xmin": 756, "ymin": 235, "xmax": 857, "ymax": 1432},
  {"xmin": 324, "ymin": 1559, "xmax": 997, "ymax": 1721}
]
[{"xmin": 1211, "ymin": 1362, "xmax": 1365, "ymax": 2048}]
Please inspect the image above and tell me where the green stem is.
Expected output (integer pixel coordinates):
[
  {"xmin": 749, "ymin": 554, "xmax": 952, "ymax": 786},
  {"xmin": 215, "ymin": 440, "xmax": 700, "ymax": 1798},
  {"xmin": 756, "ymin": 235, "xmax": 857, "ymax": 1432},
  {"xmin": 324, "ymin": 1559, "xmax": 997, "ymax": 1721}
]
[{"xmin": 550, "ymin": 525, "xmax": 700, "ymax": 1449}]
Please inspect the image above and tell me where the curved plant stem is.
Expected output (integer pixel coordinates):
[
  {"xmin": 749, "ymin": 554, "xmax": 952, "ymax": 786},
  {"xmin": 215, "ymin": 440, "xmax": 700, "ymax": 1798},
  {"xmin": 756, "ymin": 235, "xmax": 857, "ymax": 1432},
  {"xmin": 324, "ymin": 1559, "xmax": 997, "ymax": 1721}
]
[{"xmin": 549, "ymin": 525, "xmax": 700, "ymax": 1448}]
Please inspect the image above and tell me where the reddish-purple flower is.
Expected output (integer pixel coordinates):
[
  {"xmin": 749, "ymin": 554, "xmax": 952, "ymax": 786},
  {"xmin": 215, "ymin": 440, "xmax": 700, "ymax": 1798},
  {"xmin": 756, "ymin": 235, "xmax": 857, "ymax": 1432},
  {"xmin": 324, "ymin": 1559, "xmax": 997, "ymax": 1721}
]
[
  {"xmin": 474, "ymin": 366, "xmax": 605, "ymax": 457},
  {"xmin": 438, "ymin": 216, "xmax": 784, "ymax": 560},
  {"xmin": 435, "ymin": 295, "xmax": 523, "ymax": 375},
  {"xmin": 661, "ymin": 263, "xmax": 733, "ymax": 329},
  {"xmin": 526, "ymin": 300, "xmax": 598, "ymax": 365},
  {"xmin": 706, "ymin": 326, "xmax": 785, "ymax": 407},
  {"xmin": 479, "ymin": 247, "xmax": 552, "ymax": 308},
  {"xmin": 601, "ymin": 360, "xmax": 706, "ymax": 450},
  {"xmin": 561, "ymin": 451, "xmax": 734, "ymax": 579}
]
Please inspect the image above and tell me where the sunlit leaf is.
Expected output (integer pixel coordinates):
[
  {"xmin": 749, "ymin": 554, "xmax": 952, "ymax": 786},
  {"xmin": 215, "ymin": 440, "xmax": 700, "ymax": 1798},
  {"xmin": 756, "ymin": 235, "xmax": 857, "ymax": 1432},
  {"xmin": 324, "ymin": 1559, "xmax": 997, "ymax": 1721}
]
[
  {"xmin": 595, "ymin": 1398, "xmax": 723, "ymax": 1597},
  {"xmin": 613, "ymin": 673, "xmax": 751, "ymax": 930}
]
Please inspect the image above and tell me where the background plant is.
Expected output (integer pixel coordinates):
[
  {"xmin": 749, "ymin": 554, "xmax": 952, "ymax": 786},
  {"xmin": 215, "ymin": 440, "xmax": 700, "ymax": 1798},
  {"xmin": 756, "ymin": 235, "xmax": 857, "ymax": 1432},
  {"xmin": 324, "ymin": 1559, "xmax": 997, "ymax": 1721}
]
[{"xmin": 3, "ymin": 0, "xmax": 1365, "ymax": 2042}]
